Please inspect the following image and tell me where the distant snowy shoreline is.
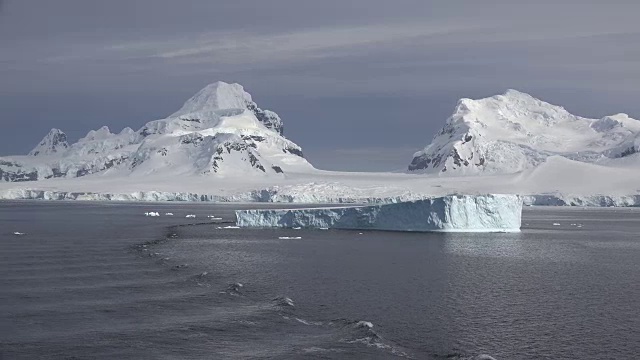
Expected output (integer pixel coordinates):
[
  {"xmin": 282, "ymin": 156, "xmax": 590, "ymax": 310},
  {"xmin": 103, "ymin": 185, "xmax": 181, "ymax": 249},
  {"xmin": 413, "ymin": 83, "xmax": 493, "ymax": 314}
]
[
  {"xmin": 2, "ymin": 83, "xmax": 638, "ymax": 209},
  {"xmin": 1, "ymin": 188, "xmax": 638, "ymax": 207}
]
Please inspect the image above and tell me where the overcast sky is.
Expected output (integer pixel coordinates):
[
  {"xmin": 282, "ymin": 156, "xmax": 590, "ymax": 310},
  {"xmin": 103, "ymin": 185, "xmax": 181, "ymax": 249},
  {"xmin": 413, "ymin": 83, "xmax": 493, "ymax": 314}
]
[{"xmin": 1, "ymin": 0, "xmax": 639, "ymax": 170}]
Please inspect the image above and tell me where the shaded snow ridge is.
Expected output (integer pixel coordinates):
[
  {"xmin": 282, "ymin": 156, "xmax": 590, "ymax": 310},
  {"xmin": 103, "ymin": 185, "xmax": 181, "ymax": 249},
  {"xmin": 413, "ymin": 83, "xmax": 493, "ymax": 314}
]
[
  {"xmin": 236, "ymin": 194, "xmax": 523, "ymax": 233},
  {"xmin": 409, "ymin": 89, "xmax": 640, "ymax": 175},
  {"xmin": 0, "ymin": 81, "xmax": 311, "ymax": 182}
]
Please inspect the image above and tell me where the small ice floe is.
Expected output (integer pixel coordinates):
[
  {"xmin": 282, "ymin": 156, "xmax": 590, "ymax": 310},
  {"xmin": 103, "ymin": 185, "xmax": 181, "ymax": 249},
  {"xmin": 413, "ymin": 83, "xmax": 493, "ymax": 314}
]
[
  {"xmin": 319, "ymin": 228, "xmax": 329, "ymax": 230},
  {"xmin": 223, "ymin": 226, "xmax": 240, "ymax": 229},
  {"xmin": 355, "ymin": 321, "xmax": 374, "ymax": 329},
  {"xmin": 165, "ymin": 212, "xmax": 174, "ymax": 216},
  {"xmin": 296, "ymin": 318, "xmax": 323, "ymax": 326},
  {"xmin": 222, "ymin": 282, "xmax": 244, "ymax": 296},
  {"xmin": 278, "ymin": 236, "xmax": 302, "ymax": 240},
  {"xmin": 13, "ymin": 232, "xmax": 26, "ymax": 236},
  {"xmin": 185, "ymin": 214, "xmax": 196, "ymax": 218},
  {"xmin": 473, "ymin": 355, "xmax": 498, "ymax": 360},
  {"xmin": 358, "ymin": 232, "xmax": 364, "ymax": 235},
  {"xmin": 273, "ymin": 296, "xmax": 295, "ymax": 307},
  {"xmin": 552, "ymin": 223, "xmax": 561, "ymax": 226},
  {"xmin": 207, "ymin": 215, "xmax": 223, "ymax": 220},
  {"xmin": 292, "ymin": 227, "xmax": 302, "ymax": 230},
  {"xmin": 145, "ymin": 212, "xmax": 160, "ymax": 217}
]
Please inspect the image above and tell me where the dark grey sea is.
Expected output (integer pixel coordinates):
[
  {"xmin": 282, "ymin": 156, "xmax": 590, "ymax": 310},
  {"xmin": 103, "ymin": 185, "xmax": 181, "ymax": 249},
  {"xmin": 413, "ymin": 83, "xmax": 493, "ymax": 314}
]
[{"xmin": 1, "ymin": 202, "xmax": 639, "ymax": 359}]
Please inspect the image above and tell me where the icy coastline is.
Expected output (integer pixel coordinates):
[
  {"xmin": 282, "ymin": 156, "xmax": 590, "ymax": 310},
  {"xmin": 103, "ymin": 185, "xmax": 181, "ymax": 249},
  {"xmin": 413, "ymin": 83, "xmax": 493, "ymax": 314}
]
[
  {"xmin": 1, "ymin": 188, "xmax": 639, "ymax": 207},
  {"xmin": 235, "ymin": 195, "xmax": 523, "ymax": 232}
]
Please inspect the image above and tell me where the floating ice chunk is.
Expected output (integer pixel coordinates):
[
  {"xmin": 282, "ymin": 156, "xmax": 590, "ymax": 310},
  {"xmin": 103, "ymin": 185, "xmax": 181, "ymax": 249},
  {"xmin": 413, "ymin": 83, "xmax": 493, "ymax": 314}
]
[
  {"xmin": 296, "ymin": 318, "xmax": 322, "ymax": 326},
  {"xmin": 273, "ymin": 296, "xmax": 295, "ymax": 307},
  {"xmin": 185, "ymin": 214, "xmax": 196, "ymax": 218},
  {"xmin": 165, "ymin": 212, "xmax": 174, "ymax": 216},
  {"xmin": 224, "ymin": 282, "xmax": 244, "ymax": 296},
  {"xmin": 473, "ymin": 355, "xmax": 498, "ymax": 360},
  {"xmin": 278, "ymin": 236, "xmax": 302, "ymax": 240},
  {"xmin": 13, "ymin": 232, "xmax": 26, "ymax": 236},
  {"xmin": 236, "ymin": 194, "xmax": 523, "ymax": 233},
  {"xmin": 355, "ymin": 321, "xmax": 374, "ymax": 329},
  {"xmin": 292, "ymin": 227, "xmax": 302, "ymax": 230},
  {"xmin": 553, "ymin": 223, "xmax": 561, "ymax": 226},
  {"xmin": 145, "ymin": 212, "xmax": 160, "ymax": 217},
  {"xmin": 223, "ymin": 226, "xmax": 240, "ymax": 229},
  {"xmin": 207, "ymin": 215, "xmax": 223, "ymax": 220}
]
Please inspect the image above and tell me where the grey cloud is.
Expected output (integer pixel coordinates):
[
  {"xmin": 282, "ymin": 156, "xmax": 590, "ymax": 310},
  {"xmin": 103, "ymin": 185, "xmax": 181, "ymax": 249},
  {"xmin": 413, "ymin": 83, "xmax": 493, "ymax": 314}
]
[{"xmin": 1, "ymin": 0, "xmax": 639, "ymax": 170}]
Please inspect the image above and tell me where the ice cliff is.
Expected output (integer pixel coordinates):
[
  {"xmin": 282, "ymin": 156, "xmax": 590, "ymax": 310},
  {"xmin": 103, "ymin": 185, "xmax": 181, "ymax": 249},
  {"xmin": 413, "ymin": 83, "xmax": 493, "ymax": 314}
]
[{"xmin": 235, "ymin": 194, "xmax": 523, "ymax": 232}]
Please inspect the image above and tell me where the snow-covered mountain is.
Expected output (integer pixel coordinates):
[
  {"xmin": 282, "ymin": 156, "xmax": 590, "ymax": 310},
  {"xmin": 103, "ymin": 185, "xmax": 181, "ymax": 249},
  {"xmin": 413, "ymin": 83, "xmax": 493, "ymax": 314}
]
[
  {"xmin": 0, "ymin": 82, "xmax": 311, "ymax": 182},
  {"xmin": 409, "ymin": 90, "xmax": 640, "ymax": 175},
  {"xmin": 29, "ymin": 129, "xmax": 70, "ymax": 156}
]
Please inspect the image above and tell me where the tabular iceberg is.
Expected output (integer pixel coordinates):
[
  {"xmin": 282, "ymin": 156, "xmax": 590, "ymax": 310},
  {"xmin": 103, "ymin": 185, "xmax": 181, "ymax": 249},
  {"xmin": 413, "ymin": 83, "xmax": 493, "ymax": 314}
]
[{"xmin": 235, "ymin": 194, "xmax": 523, "ymax": 232}]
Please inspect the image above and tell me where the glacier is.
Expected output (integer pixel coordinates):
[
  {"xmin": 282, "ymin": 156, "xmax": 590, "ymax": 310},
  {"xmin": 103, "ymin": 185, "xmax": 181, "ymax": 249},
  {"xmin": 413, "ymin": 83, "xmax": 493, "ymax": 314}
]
[{"xmin": 235, "ymin": 194, "xmax": 523, "ymax": 232}]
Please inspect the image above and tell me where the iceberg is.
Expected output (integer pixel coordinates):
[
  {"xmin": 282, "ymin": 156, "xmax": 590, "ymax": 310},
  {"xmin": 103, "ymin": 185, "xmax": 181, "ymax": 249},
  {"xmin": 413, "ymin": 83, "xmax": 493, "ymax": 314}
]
[{"xmin": 235, "ymin": 194, "xmax": 523, "ymax": 232}]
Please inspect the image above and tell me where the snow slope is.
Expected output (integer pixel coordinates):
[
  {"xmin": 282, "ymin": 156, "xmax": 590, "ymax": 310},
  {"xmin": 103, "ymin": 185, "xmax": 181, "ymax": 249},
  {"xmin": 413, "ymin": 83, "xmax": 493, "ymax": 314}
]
[
  {"xmin": 235, "ymin": 194, "xmax": 523, "ymax": 232},
  {"xmin": 409, "ymin": 90, "xmax": 640, "ymax": 175},
  {"xmin": 0, "ymin": 82, "xmax": 310, "ymax": 182},
  {"xmin": 1, "ymin": 153, "xmax": 637, "ymax": 206}
]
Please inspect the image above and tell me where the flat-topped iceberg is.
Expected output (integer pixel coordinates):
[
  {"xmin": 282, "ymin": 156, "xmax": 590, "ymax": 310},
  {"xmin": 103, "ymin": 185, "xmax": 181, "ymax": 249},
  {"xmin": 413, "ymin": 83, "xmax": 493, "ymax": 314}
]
[{"xmin": 235, "ymin": 194, "xmax": 523, "ymax": 232}]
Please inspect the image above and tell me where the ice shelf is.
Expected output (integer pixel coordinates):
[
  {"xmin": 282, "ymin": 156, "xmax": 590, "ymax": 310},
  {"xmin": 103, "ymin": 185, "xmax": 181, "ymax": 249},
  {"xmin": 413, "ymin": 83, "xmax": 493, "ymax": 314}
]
[{"xmin": 235, "ymin": 194, "xmax": 523, "ymax": 232}]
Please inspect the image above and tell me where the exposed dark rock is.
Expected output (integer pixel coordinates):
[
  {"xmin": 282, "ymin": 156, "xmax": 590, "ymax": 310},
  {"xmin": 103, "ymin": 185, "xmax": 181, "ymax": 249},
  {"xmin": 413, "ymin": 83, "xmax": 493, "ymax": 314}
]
[
  {"xmin": 284, "ymin": 146, "xmax": 304, "ymax": 157},
  {"xmin": 245, "ymin": 101, "xmax": 283, "ymax": 135}
]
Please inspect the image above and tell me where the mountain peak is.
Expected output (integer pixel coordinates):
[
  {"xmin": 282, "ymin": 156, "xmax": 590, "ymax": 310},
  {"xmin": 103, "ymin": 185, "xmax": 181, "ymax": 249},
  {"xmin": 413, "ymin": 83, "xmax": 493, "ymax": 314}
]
[
  {"xmin": 79, "ymin": 126, "xmax": 113, "ymax": 143},
  {"xmin": 29, "ymin": 128, "xmax": 69, "ymax": 156},
  {"xmin": 501, "ymin": 89, "xmax": 532, "ymax": 98},
  {"xmin": 409, "ymin": 90, "xmax": 640, "ymax": 175},
  {"xmin": 171, "ymin": 81, "xmax": 252, "ymax": 117},
  {"xmin": 169, "ymin": 81, "xmax": 284, "ymax": 135}
]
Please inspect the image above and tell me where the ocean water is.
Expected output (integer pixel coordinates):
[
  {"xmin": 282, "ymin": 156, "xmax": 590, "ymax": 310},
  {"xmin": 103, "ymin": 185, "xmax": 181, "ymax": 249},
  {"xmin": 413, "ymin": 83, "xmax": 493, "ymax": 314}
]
[{"xmin": 1, "ymin": 202, "xmax": 639, "ymax": 359}]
